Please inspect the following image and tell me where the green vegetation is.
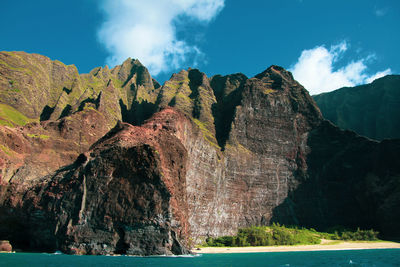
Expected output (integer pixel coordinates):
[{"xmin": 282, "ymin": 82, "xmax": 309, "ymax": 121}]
[
  {"xmin": 263, "ymin": 88, "xmax": 276, "ymax": 95},
  {"xmin": 193, "ymin": 118, "xmax": 220, "ymax": 149},
  {"xmin": 327, "ymin": 228, "xmax": 379, "ymax": 241},
  {"xmin": 27, "ymin": 133, "xmax": 50, "ymax": 140},
  {"xmin": 225, "ymin": 142, "xmax": 252, "ymax": 155},
  {"xmin": 110, "ymin": 77, "xmax": 124, "ymax": 89},
  {"xmin": 0, "ymin": 104, "xmax": 37, "ymax": 126},
  {"xmin": 0, "ymin": 144, "xmax": 14, "ymax": 156},
  {"xmin": 81, "ymin": 74, "xmax": 106, "ymax": 93},
  {"xmin": 8, "ymin": 87, "xmax": 21, "ymax": 93},
  {"xmin": 164, "ymin": 76, "xmax": 190, "ymax": 91},
  {"xmin": 205, "ymin": 224, "xmax": 379, "ymax": 247},
  {"xmin": 0, "ymin": 53, "xmax": 34, "ymax": 75}
]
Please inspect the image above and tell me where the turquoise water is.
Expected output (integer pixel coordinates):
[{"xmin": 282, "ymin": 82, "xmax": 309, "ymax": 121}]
[{"xmin": 1, "ymin": 249, "xmax": 400, "ymax": 266}]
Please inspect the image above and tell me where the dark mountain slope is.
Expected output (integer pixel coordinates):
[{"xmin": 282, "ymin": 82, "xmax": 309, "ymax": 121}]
[{"xmin": 313, "ymin": 75, "xmax": 400, "ymax": 140}]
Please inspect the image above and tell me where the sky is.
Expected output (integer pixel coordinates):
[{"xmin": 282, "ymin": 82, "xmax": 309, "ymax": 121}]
[{"xmin": 1, "ymin": 0, "xmax": 399, "ymax": 95}]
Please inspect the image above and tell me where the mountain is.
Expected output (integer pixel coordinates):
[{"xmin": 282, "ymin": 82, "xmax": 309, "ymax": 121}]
[
  {"xmin": 313, "ymin": 75, "xmax": 400, "ymax": 140},
  {"xmin": 0, "ymin": 51, "xmax": 399, "ymax": 255}
]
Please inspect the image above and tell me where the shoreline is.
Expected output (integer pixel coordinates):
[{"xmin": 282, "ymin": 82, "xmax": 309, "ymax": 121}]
[{"xmin": 195, "ymin": 241, "xmax": 400, "ymax": 254}]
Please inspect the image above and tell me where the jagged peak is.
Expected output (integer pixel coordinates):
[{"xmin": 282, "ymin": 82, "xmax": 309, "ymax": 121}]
[
  {"xmin": 168, "ymin": 69, "xmax": 189, "ymax": 83},
  {"xmin": 120, "ymin": 57, "xmax": 142, "ymax": 67},
  {"xmin": 251, "ymin": 65, "xmax": 300, "ymax": 92},
  {"xmin": 89, "ymin": 65, "xmax": 112, "ymax": 76},
  {"xmin": 211, "ymin": 72, "xmax": 248, "ymax": 80},
  {"xmin": 89, "ymin": 66, "xmax": 102, "ymax": 76},
  {"xmin": 109, "ymin": 58, "xmax": 155, "ymax": 89},
  {"xmin": 111, "ymin": 57, "xmax": 143, "ymax": 73},
  {"xmin": 210, "ymin": 73, "xmax": 248, "ymax": 89},
  {"xmin": 254, "ymin": 65, "xmax": 294, "ymax": 81},
  {"xmin": 167, "ymin": 68, "xmax": 210, "ymax": 88}
]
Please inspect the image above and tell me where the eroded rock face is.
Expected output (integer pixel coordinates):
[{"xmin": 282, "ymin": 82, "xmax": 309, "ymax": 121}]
[
  {"xmin": 272, "ymin": 121, "xmax": 400, "ymax": 238},
  {"xmin": 177, "ymin": 66, "xmax": 323, "ymax": 240},
  {"xmin": 0, "ymin": 108, "xmax": 111, "ymax": 185},
  {"xmin": 0, "ymin": 240, "xmax": 12, "ymax": 252},
  {"xmin": 1, "ymin": 52, "xmax": 400, "ymax": 254},
  {"xmin": 0, "ymin": 118, "xmax": 190, "ymax": 255}
]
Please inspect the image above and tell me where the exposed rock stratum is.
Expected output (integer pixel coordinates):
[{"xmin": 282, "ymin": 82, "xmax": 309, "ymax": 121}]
[{"xmin": 0, "ymin": 51, "xmax": 399, "ymax": 255}]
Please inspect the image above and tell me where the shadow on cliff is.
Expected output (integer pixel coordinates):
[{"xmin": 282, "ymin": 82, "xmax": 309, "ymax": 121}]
[
  {"xmin": 270, "ymin": 121, "xmax": 400, "ymax": 239},
  {"xmin": 210, "ymin": 74, "xmax": 246, "ymax": 150},
  {"xmin": 40, "ymin": 105, "xmax": 55, "ymax": 121},
  {"xmin": 188, "ymin": 69, "xmax": 203, "ymax": 119},
  {"xmin": 0, "ymin": 154, "xmax": 90, "ymax": 252},
  {"xmin": 119, "ymin": 99, "xmax": 158, "ymax": 126}
]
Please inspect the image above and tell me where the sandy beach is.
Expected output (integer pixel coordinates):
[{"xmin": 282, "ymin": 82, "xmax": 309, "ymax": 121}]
[{"xmin": 196, "ymin": 240, "xmax": 400, "ymax": 253}]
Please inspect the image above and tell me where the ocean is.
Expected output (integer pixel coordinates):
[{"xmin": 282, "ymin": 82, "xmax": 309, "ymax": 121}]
[{"xmin": 1, "ymin": 249, "xmax": 399, "ymax": 267}]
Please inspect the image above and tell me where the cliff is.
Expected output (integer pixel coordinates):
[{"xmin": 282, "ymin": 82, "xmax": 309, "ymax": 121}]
[
  {"xmin": 0, "ymin": 51, "xmax": 399, "ymax": 255},
  {"xmin": 313, "ymin": 75, "xmax": 400, "ymax": 140}
]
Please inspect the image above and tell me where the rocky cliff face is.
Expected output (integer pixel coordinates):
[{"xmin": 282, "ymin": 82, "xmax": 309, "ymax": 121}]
[
  {"xmin": 313, "ymin": 75, "xmax": 400, "ymax": 140},
  {"xmin": 272, "ymin": 121, "xmax": 400, "ymax": 236},
  {"xmin": 1, "ymin": 51, "xmax": 399, "ymax": 255},
  {"xmin": 0, "ymin": 240, "xmax": 12, "ymax": 252},
  {"xmin": 0, "ymin": 114, "xmax": 190, "ymax": 255}
]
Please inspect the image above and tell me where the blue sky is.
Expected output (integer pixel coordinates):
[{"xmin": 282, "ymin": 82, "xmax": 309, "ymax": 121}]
[{"xmin": 1, "ymin": 0, "xmax": 399, "ymax": 94}]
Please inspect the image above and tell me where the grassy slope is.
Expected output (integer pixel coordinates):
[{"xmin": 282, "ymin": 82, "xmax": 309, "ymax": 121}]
[{"xmin": 0, "ymin": 103, "xmax": 37, "ymax": 126}]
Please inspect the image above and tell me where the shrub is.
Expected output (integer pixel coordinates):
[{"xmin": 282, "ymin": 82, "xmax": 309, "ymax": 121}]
[
  {"xmin": 338, "ymin": 228, "xmax": 379, "ymax": 241},
  {"xmin": 205, "ymin": 225, "xmax": 379, "ymax": 247},
  {"xmin": 206, "ymin": 224, "xmax": 320, "ymax": 247}
]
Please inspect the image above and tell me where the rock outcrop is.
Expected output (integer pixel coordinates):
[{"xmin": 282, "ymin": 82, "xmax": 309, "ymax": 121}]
[
  {"xmin": 1, "ymin": 51, "xmax": 400, "ymax": 255},
  {"xmin": 0, "ymin": 114, "xmax": 190, "ymax": 255},
  {"xmin": 0, "ymin": 240, "xmax": 12, "ymax": 252}
]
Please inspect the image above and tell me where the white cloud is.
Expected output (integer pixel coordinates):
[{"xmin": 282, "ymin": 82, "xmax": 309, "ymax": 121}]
[
  {"xmin": 289, "ymin": 41, "xmax": 392, "ymax": 95},
  {"xmin": 366, "ymin": 69, "xmax": 392, "ymax": 84},
  {"xmin": 97, "ymin": 0, "xmax": 224, "ymax": 75}
]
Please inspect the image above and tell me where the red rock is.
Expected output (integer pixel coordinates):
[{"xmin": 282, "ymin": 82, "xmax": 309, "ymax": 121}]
[{"xmin": 0, "ymin": 240, "xmax": 12, "ymax": 252}]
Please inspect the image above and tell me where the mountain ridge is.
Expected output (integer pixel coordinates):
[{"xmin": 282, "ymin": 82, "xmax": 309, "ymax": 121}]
[
  {"xmin": 313, "ymin": 75, "xmax": 400, "ymax": 141},
  {"xmin": 0, "ymin": 51, "xmax": 399, "ymax": 255}
]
